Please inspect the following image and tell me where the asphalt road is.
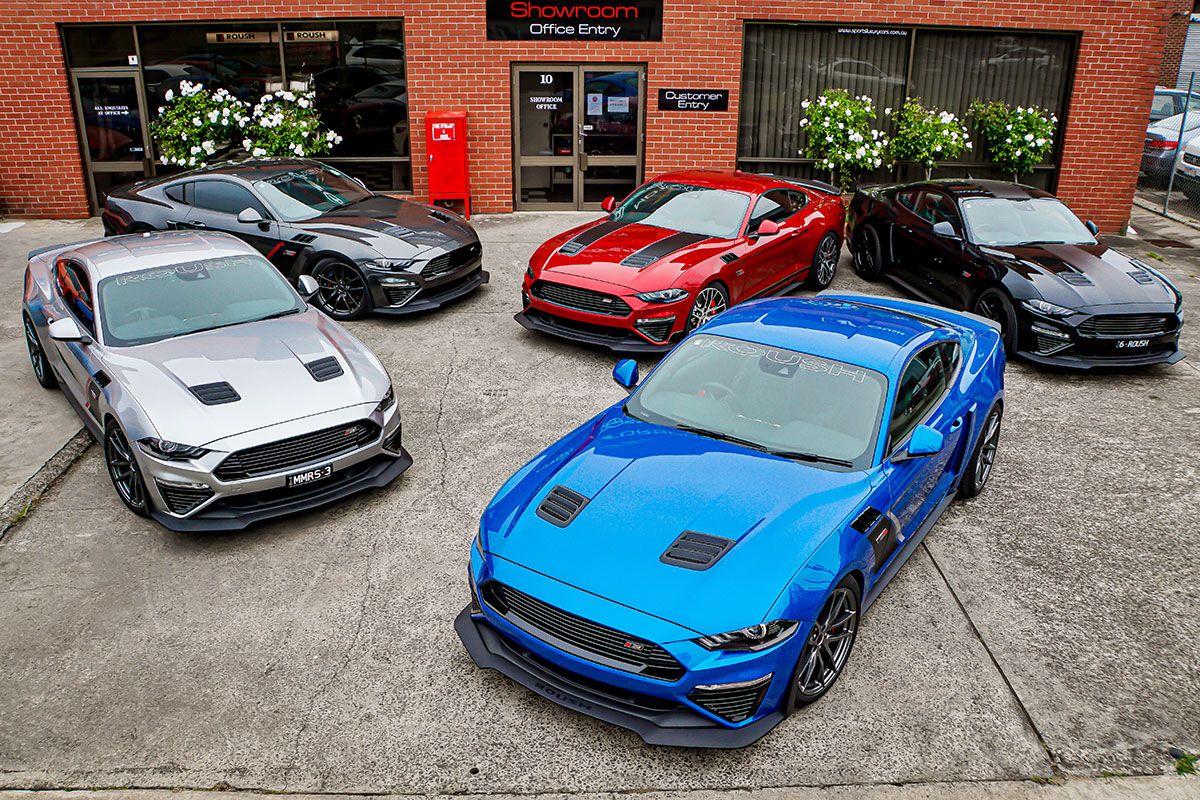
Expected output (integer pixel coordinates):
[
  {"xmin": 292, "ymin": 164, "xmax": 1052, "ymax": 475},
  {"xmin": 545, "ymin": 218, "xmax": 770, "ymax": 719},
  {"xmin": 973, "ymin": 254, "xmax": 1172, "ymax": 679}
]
[{"xmin": 0, "ymin": 210, "xmax": 1196, "ymax": 797}]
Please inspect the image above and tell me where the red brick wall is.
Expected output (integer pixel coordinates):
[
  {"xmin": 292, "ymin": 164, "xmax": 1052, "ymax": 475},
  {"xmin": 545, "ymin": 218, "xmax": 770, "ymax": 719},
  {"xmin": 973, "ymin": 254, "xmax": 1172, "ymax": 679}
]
[
  {"xmin": 0, "ymin": 2, "xmax": 1176, "ymax": 231},
  {"xmin": 1158, "ymin": 1, "xmax": 1193, "ymax": 87}
]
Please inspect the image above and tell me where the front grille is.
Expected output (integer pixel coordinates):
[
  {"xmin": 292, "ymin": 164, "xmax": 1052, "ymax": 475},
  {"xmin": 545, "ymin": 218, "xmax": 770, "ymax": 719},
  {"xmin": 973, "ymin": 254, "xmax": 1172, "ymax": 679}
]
[
  {"xmin": 688, "ymin": 676, "xmax": 772, "ymax": 723},
  {"xmin": 660, "ymin": 531, "xmax": 734, "ymax": 570},
  {"xmin": 532, "ymin": 281, "xmax": 632, "ymax": 316},
  {"xmin": 1185, "ymin": 152, "xmax": 1200, "ymax": 167},
  {"xmin": 1078, "ymin": 314, "xmax": 1173, "ymax": 337},
  {"xmin": 214, "ymin": 420, "xmax": 380, "ymax": 481},
  {"xmin": 155, "ymin": 481, "xmax": 214, "ymax": 515},
  {"xmin": 483, "ymin": 582, "xmax": 685, "ymax": 681},
  {"xmin": 1033, "ymin": 330, "xmax": 1073, "ymax": 355},
  {"xmin": 382, "ymin": 286, "xmax": 419, "ymax": 306},
  {"xmin": 634, "ymin": 317, "xmax": 674, "ymax": 342},
  {"xmin": 424, "ymin": 243, "xmax": 482, "ymax": 279}
]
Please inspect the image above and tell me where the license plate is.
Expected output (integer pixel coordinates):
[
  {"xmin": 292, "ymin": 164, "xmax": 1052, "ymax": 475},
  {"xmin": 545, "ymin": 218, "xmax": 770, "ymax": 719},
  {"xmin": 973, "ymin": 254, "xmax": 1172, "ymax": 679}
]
[
  {"xmin": 286, "ymin": 464, "xmax": 333, "ymax": 488},
  {"xmin": 1116, "ymin": 339, "xmax": 1151, "ymax": 349}
]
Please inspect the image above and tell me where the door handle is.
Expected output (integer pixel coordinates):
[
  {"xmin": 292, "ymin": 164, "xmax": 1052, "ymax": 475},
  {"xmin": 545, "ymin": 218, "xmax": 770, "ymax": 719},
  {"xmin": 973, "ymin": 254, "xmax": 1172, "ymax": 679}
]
[
  {"xmin": 190, "ymin": 221, "xmax": 206, "ymax": 228},
  {"xmin": 950, "ymin": 417, "xmax": 963, "ymax": 432}
]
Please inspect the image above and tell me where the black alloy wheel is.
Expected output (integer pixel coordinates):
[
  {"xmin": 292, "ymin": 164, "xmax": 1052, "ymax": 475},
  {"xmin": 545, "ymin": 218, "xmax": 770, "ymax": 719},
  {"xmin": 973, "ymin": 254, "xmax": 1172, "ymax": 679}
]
[
  {"xmin": 686, "ymin": 283, "xmax": 730, "ymax": 333},
  {"xmin": 972, "ymin": 288, "xmax": 1018, "ymax": 354},
  {"xmin": 806, "ymin": 232, "xmax": 840, "ymax": 289},
  {"xmin": 851, "ymin": 226, "xmax": 883, "ymax": 280},
  {"xmin": 23, "ymin": 314, "xmax": 58, "ymax": 390},
  {"xmin": 312, "ymin": 258, "xmax": 372, "ymax": 320},
  {"xmin": 788, "ymin": 575, "xmax": 860, "ymax": 709},
  {"xmin": 959, "ymin": 405, "xmax": 1002, "ymax": 499},
  {"xmin": 104, "ymin": 422, "xmax": 150, "ymax": 517}
]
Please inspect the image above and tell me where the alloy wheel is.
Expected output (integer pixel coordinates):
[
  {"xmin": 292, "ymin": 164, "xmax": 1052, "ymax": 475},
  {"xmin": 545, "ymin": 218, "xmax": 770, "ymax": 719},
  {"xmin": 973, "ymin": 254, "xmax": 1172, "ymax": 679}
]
[
  {"xmin": 975, "ymin": 411, "xmax": 1001, "ymax": 491},
  {"xmin": 105, "ymin": 426, "xmax": 146, "ymax": 510},
  {"xmin": 976, "ymin": 296, "xmax": 1007, "ymax": 330},
  {"xmin": 795, "ymin": 586, "xmax": 858, "ymax": 698},
  {"xmin": 853, "ymin": 235, "xmax": 874, "ymax": 275},
  {"xmin": 815, "ymin": 234, "xmax": 839, "ymax": 285},
  {"xmin": 24, "ymin": 317, "xmax": 45, "ymax": 382},
  {"xmin": 316, "ymin": 264, "xmax": 367, "ymax": 316},
  {"xmin": 689, "ymin": 287, "xmax": 728, "ymax": 329}
]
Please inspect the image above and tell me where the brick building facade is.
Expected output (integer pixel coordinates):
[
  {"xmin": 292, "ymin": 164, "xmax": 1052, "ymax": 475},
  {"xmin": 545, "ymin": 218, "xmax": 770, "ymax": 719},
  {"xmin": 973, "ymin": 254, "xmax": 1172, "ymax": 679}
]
[{"xmin": 0, "ymin": 1, "xmax": 1181, "ymax": 231}]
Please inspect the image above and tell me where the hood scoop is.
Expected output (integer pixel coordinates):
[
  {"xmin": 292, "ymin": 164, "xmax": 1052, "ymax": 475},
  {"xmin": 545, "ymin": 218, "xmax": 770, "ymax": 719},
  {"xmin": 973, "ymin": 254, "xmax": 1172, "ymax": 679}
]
[
  {"xmin": 305, "ymin": 356, "xmax": 344, "ymax": 382},
  {"xmin": 660, "ymin": 531, "xmax": 734, "ymax": 570},
  {"xmin": 535, "ymin": 485, "xmax": 589, "ymax": 527},
  {"xmin": 1058, "ymin": 271, "xmax": 1094, "ymax": 286},
  {"xmin": 429, "ymin": 209, "xmax": 453, "ymax": 223},
  {"xmin": 189, "ymin": 381, "xmax": 240, "ymax": 406},
  {"xmin": 1127, "ymin": 269, "xmax": 1156, "ymax": 285}
]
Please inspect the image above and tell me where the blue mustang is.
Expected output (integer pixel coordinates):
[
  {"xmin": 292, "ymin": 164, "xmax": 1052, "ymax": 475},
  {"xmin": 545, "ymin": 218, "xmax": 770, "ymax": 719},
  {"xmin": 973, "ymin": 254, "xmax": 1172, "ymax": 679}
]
[{"xmin": 457, "ymin": 291, "xmax": 1005, "ymax": 748}]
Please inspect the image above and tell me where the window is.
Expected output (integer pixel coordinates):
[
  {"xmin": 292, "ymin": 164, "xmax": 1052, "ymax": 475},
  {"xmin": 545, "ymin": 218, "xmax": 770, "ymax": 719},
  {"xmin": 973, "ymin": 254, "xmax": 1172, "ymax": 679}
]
[
  {"xmin": 164, "ymin": 182, "xmax": 190, "ymax": 204},
  {"xmin": 889, "ymin": 345, "xmax": 954, "ymax": 448},
  {"xmin": 254, "ymin": 165, "xmax": 372, "ymax": 221},
  {"xmin": 55, "ymin": 259, "xmax": 96, "ymax": 334},
  {"xmin": 612, "ymin": 182, "xmax": 751, "ymax": 239},
  {"xmin": 192, "ymin": 181, "xmax": 267, "ymax": 216},
  {"xmin": 911, "ymin": 191, "xmax": 960, "ymax": 227},
  {"xmin": 748, "ymin": 189, "xmax": 806, "ymax": 233},
  {"xmin": 959, "ymin": 197, "xmax": 1095, "ymax": 246}
]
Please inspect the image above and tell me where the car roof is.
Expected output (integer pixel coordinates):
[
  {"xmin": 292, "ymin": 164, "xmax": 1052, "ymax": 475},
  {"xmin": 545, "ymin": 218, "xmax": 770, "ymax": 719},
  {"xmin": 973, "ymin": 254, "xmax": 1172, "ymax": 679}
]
[
  {"xmin": 147, "ymin": 157, "xmax": 324, "ymax": 185},
  {"xmin": 891, "ymin": 178, "xmax": 1055, "ymax": 202},
  {"xmin": 697, "ymin": 296, "xmax": 948, "ymax": 376},
  {"xmin": 646, "ymin": 169, "xmax": 824, "ymax": 195},
  {"xmin": 59, "ymin": 231, "xmax": 258, "ymax": 280}
]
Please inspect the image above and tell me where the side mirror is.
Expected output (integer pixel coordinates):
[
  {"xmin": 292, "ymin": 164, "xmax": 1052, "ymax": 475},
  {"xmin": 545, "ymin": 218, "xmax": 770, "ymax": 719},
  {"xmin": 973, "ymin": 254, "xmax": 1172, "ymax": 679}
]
[
  {"xmin": 48, "ymin": 317, "xmax": 90, "ymax": 343},
  {"xmin": 896, "ymin": 424, "xmax": 944, "ymax": 461},
  {"xmin": 600, "ymin": 196, "xmax": 617, "ymax": 213},
  {"xmin": 1085, "ymin": 219, "xmax": 1099, "ymax": 236},
  {"xmin": 756, "ymin": 219, "xmax": 781, "ymax": 237},
  {"xmin": 237, "ymin": 207, "xmax": 264, "ymax": 224},
  {"xmin": 297, "ymin": 274, "xmax": 319, "ymax": 299},
  {"xmin": 612, "ymin": 359, "xmax": 639, "ymax": 393},
  {"xmin": 931, "ymin": 220, "xmax": 960, "ymax": 240}
]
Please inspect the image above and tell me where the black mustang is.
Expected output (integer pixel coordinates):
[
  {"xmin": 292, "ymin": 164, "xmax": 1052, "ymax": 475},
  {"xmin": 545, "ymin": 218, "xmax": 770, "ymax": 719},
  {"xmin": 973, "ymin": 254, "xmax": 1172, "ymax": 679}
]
[
  {"xmin": 848, "ymin": 179, "xmax": 1184, "ymax": 369},
  {"xmin": 102, "ymin": 159, "xmax": 486, "ymax": 320}
]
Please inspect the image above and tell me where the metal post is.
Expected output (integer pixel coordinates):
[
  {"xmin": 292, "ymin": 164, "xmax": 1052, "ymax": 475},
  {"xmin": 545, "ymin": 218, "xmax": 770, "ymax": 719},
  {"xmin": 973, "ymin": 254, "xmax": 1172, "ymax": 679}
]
[{"xmin": 1164, "ymin": 71, "xmax": 1195, "ymax": 213}]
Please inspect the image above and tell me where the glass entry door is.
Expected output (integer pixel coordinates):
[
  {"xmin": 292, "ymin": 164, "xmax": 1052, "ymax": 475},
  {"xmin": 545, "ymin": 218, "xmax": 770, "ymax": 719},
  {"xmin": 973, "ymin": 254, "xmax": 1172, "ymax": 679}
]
[
  {"xmin": 70, "ymin": 69, "xmax": 152, "ymax": 213},
  {"xmin": 512, "ymin": 64, "xmax": 644, "ymax": 210}
]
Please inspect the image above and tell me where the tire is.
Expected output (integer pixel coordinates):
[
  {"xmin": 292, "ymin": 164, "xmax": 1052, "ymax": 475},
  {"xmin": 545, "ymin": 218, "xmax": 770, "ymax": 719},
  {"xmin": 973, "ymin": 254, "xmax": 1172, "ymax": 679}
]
[
  {"xmin": 851, "ymin": 226, "xmax": 884, "ymax": 281},
  {"xmin": 806, "ymin": 232, "xmax": 840, "ymax": 289},
  {"xmin": 972, "ymin": 288, "xmax": 1018, "ymax": 355},
  {"xmin": 685, "ymin": 282, "xmax": 730, "ymax": 333},
  {"xmin": 104, "ymin": 420, "xmax": 151, "ymax": 518},
  {"xmin": 23, "ymin": 313, "xmax": 58, "ymax": 390},
  {"xmin": 311, "ymin": 257, "xmax": 372, "ymax": 320},
  {"xmin": 958, "ymin": 405, "xmax": 1002, "ymax": 499},
  {"xmin": 787, "ymin": 574, "xmax": 861, "ymax": 711}
]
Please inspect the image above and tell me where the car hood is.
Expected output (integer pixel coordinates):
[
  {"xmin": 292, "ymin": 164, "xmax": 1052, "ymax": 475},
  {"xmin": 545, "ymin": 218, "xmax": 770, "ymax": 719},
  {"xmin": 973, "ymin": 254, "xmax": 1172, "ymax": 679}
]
[
  {"xmin": 538, "ymin": 221, "xmax": 724, "ymax": 291},
  {"xmin": 980, "ymin": 242, "xmax": 1178, "ymax": 309},
  {"xmin": 304, "ymin": 195, "xmax": 478, "ymax": 260},
  {"xmin": 103, "ymin": 309, "xmax": 388, "ymax": 447},
  {"xmin": 483, "ymin": 409, "xmax": 873, "ymax": 635}
]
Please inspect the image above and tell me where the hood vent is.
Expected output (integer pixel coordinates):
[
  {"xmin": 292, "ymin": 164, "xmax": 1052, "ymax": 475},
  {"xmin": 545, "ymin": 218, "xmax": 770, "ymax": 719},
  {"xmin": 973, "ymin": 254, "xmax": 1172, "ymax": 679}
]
[
  {"xmin": 1058, "ymin": 272, "xmax": 1093, "ymax": 286},
  {"xmin": 535, "ymin": 485, "xmax": 589, "ymax": 527},
  {"xmin": 558, "ymin": 240, "xmax": 586, "ymax": 255},
  {"xmin": 189, "ymin": 381, "xmax": 240, "ymax": 405},
  {"xmin": 1127, "ymin": 269, "xmax": 1155, "ymax": 285},
  {"xmin": 429, "ymin": 209, "xmax": 453, "ymax": 223},
  {"xmin": 291, "ymin": 233, "xmax": 317, "ymax": 244},
  {"xmin": 851, "ymin": 507, "xmax": 883, "ymax": 534},
  {"xmin": 305, "ymin": 356, "xmax": 344, "ymax": 382},
  {"xmin": 720, "ymin": 252, "xmax": 740, "ymax": 264},
  {"xmin": 660, "ymin": 531, "xmax": 734, "ymax": 570},
  {"xmin": 621, "ymin": 252, "xmax": 658, "ymax": 268}
]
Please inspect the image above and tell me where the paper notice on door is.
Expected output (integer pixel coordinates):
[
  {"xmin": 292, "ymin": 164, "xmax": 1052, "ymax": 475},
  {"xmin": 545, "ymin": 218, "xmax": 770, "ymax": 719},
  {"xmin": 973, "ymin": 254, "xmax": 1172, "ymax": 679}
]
[
  {"xmin": 586, "ymin": 93, "xmax": 603, "ymax": 115},
  {"xmin": 607, "ymin": 96, "xmax": 629, "ymax": 113}
]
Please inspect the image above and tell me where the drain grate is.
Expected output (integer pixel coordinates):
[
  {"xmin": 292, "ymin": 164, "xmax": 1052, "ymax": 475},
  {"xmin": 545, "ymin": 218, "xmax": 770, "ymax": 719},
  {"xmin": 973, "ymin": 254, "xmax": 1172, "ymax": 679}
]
[{"xmin": 1142, "ymin": 237, "xmax": 1194, "ymax": 248}]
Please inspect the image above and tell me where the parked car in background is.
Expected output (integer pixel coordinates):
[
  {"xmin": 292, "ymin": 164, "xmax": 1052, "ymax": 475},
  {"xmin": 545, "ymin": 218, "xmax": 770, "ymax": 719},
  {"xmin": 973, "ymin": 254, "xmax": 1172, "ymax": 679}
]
[
  {"xmin": 1141, "ymin": 110, "xmax": 1200, "ymax": 186},
  {"xmin": 849, "ymin": 179, "xmax": 1185, "ymax": 369},
  {"xmin": 21, "ymin": 231, "xmax": 411, "ymax": 531},
  {"xmin": 102, "ymin": 159, "xmax": 486, "ymax": 320},
  {"xmin": 460, "ymin": 292, "xmax": 1006, "ymax": 747},
  {"xmin": 1171, "ymin": 138, "xmax": 1200, "ymax": 201},
  {"xmin": 518, "ymin": 170, "xmax": 845, "ymax": 352},
  {"xmin": 1149, "ymin": 86, "xmax": 1200, "ymax": 123}
]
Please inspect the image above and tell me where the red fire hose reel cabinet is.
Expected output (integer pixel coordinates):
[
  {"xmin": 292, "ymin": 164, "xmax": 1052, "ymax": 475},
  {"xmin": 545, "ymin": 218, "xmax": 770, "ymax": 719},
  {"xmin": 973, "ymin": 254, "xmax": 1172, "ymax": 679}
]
[{"xmin": 425, "ymin": 110, "xmax": 471, "ymax": 218}]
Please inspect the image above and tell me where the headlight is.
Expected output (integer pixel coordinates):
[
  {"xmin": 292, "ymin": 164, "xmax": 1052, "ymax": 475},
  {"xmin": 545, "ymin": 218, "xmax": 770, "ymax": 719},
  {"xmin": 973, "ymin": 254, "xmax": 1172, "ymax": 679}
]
[
  {"xmin": 1021, "ymin": 298, "xmax": 1075, "ymax": 317},
  {"xmin": 364, "ymin": 258, "xmax": 414, "ymax": 272},
  {"xmin": 695, "ymin": 620, "xmax": 799, "ymax": 652},
  {"xmin": 474, "ymin": 531, "xmax": 485, "ymax": 558},
  {"xmin": 635, "ymin": 288, "xmax": 690, "ymax": 303},
  {"xmin": 375, "ymin": 384, "xmax": 395, "ymax": 414},
  {"xmin": 525, "ymin": 263, "xmax": 535, "ymax": 279},
  {"xmin": 138, "ymin": 438, "xmax": 210, "ymax": 461}
]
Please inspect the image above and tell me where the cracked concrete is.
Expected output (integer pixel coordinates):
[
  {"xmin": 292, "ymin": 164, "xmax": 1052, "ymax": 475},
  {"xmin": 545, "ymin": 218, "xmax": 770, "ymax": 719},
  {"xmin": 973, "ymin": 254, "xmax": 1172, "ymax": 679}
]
[{"xmin": 0, "ymin": 209, "xmax": 1196, "ymax": 797}]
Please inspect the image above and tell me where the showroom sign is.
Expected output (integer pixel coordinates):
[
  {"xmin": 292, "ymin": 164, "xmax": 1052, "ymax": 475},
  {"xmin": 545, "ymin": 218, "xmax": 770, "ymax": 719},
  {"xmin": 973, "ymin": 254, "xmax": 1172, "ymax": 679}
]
[
  {"xmin": 486, "ymin": 0, "xmax": 663, "ymax": 41},
  {"xmin": 658, "ymin": 89, "xmax": 729, "ymax": 112}
]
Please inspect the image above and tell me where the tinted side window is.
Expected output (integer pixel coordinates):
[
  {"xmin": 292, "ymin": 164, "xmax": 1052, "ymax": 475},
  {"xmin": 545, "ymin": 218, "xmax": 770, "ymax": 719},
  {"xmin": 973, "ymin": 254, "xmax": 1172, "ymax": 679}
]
[
  {"xmin": 164, "ymin": 181, "xmax": 190, "ymax": 204},
  {"xmin": 889, "ymin": 348, "xmax": 951, "ymax": 448},
  {"xmin": 895, "ymin": 189, "xmax": 921, "ymax": 212},
  {"xmin": 193, "ymin": 181, "xmax": 266, "ymax": 216},
  {"xmin": 748, "ymin": 189, "xmax": 798, "ymax": 233}
]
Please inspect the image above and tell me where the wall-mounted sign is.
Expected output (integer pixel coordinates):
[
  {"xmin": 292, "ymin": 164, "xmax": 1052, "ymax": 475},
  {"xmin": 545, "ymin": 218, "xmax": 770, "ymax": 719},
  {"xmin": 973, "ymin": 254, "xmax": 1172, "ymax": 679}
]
[
  {"xmin": 486, "ymin": 0, "xmax": 663, "ymax": 41},
  {"xmin": 205, "ymin": 31, "xmax": 273, "ymax": 45},
  {"xmin": 431, "ymin": 122, "xmax": 457, "ymax": 141},
  {"xmin": 836, "ymin": 27, "xmax": 908, "ymax": 37},
  {"xmin": 283, "ymin": 30, "xmax": 339, "ymax": 43},
  {"xmin": 658, "ymin": 89, "xmax": 729, "ymax": 112}
]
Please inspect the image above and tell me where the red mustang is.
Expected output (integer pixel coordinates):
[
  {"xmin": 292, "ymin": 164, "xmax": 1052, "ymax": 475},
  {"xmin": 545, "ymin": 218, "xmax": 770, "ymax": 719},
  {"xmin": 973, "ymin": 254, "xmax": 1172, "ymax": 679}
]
[{"xmin": 516, "ymin": 170, "xmax": 846, "ymax": 352}]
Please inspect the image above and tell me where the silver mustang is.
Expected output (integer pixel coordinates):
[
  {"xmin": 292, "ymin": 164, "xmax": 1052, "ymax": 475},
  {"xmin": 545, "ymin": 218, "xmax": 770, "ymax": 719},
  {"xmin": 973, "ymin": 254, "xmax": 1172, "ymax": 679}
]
[{"xmin": 21, "ymin": 230, "xmax": 412, "ymax": 531}]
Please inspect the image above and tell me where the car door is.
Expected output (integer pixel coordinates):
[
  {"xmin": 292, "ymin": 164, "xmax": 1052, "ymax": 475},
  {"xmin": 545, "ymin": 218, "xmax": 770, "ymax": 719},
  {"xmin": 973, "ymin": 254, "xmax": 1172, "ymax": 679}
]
[
  {"xmin": 186, "ymin": 179, "xmax": 281, "ymax": 256},
  {"xmin": 889, "ymin": 188, "xmax": 928, "ymax": 285},
  {"xmin": 48, "ymin": 258, "xmax": 98, "ymax": 408},
  {"xmin": 162, "ymin": 180, "xmax": 194, "ymax": 230},
  {"xmin": 917, "ymin": 191, "xmax": 971, "ymax": 307},
  {"xmin": 737, "ymin": 189, "xmax": 805, "ymax": 299}
]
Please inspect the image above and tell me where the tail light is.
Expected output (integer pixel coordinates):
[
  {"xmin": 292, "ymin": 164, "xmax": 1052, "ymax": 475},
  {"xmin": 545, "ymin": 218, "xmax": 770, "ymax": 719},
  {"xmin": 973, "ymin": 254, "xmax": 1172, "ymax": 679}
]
[{"xmin": 1147, "ymin": 139, "xmax": 1178, "ymax": 150}]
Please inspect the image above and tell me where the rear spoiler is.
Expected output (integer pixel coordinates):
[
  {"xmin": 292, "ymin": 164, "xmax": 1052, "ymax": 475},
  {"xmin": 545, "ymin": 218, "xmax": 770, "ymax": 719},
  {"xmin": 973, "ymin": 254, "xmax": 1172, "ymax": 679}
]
[
  {"xmin": 817, "ymin": 290, "xmax": 1002, "ymax": 332},
  {"xmin": 26, "ymin": 238, "xmax": 106, "ymax": 262},
  {"xmin": 753, "ymin": 173, "xmax": 842, "ymax": 197}
]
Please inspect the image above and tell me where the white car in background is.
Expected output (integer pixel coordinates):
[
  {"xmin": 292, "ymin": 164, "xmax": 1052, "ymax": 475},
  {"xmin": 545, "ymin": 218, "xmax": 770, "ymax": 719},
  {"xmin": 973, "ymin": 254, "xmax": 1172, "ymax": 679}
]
[
  {"xmin": 1141, "ymin": 110, "xmax": 1200, "ymax": 186},
  {"xmin": 1171, "ymin": 138, "xmax": 1200, "ymax": 201}
]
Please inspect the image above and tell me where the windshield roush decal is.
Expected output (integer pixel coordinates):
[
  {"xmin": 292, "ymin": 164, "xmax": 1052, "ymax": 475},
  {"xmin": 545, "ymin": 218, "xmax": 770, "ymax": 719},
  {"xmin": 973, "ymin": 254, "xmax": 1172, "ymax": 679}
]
[{"xmin": 688, "ymin": 336, "xmax": 872, "ymax": 383}]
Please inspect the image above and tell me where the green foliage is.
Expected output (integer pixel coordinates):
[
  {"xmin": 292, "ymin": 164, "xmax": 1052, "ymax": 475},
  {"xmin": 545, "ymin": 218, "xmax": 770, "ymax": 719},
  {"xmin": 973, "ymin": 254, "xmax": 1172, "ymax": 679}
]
[
  {"xmin": 241, "ymin": 90, "xmax": 341, "ymax": 159},
  {"xmin": 969, "ymin": 100, "xmax": 1057, "ymax": 180},
  {"xmin": 148, "ymin": 81, "xmax": 248, "ymax": 167},
  {"xmin": 1175, "ymin": 750, "xmax": 1197, "ymax": 776},
  {"xmin": 886, "ymin": 98, "xmax": 972, "ymax": 177},
  {"xmin": 799, "ymin": 89, "xmax": 888, "ymax": 190}
]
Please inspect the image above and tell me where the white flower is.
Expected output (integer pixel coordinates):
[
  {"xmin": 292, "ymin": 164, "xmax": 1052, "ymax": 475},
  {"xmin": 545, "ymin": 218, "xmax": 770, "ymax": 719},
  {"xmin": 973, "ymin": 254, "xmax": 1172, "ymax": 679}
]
[
  {"xmin": 252, "ymin": 147, "xmax": 266, "ymax": 157},
  {"xmin": 190, "ymin": 145, "xmax": 201, "ymax": 155},
  {"xmin": 202, "ymin": 140, "xmax": 215, "ymax": 154},
  {"xmin": 191, "ymin": 116, "xmax": 201, "ymax": 126},
  {"xmin": 801, "ymin": 100, "xmax": 810, "ymax": 109},
  {"xmin": 298, "ymin": 97, "xmax": 310, "ymax": 109},
  {"xmin": 1005, "ymin": 124, "xmax": 1012, "ymax": 131},
  {"xmin": 164, "ymin": 89, "xmax": 174, "ymax": 101},
  {"xmin": 884, "ymin": 107, "xmax": 892, "ymax": 115},
  {"xmin": 1024, "ymin": 133, "xmax": 1034, "ymax": 142},
  {"xmin": 242, "ymin": 138, "xmax": 252, "ymax": 149}
]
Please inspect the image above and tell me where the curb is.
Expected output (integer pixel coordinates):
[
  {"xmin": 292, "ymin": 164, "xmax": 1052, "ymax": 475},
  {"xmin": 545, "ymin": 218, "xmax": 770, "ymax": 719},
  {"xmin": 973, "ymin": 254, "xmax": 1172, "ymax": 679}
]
[{"xmin": 0, "ymin": 428, "xmax": 92, "ymax": 539}]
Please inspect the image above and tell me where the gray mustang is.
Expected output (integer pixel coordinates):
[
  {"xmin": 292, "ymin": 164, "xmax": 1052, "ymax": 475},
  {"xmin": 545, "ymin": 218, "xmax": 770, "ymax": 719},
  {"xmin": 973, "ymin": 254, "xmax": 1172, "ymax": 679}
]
[
  {"xmin": 21, "ymin": 231, "xmax": 412, "ymax": 531},
  {"xmin": 102, "ymin": 159, "xmax": 486, "ymax": 320}
]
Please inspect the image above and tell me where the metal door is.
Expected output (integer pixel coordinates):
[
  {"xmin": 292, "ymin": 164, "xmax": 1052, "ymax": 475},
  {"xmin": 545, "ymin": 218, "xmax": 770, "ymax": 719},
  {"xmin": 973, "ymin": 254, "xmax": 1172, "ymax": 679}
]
[{"xmin": 69, "ymin": 69, "xmax": 152, "ymax": 214}]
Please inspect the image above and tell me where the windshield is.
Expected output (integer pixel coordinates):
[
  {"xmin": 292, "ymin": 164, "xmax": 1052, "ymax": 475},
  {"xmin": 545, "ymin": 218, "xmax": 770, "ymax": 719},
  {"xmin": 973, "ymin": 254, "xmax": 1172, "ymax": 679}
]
[
  {"xmin": 612, "ymin": 182, "xmax": 751, "ymax": 239},
  {"xmin": 624, "ymin": 334, "xmax": 887, "ymax": 469},
  {"xmin": 253, "ymin": 165, "xmax": 372, "ymax": 221},
  {"xmin": 98, "ymin": 255, "xmax": 305, "ymax": 346},
  {"xmin": 960, "ymin": 197, "xmax": 1097, "ymax": 247}
]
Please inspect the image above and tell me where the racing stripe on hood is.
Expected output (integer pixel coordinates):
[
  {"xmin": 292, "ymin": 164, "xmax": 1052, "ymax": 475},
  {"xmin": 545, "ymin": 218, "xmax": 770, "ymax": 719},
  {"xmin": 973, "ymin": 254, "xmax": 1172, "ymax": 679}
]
[
  {"xmin": 558, "ymin": 217, "xmax": 631, "ymax": 255},
  {"xmin": 620, "ymin": 231, "xmax": 711, "ymax": 268}
]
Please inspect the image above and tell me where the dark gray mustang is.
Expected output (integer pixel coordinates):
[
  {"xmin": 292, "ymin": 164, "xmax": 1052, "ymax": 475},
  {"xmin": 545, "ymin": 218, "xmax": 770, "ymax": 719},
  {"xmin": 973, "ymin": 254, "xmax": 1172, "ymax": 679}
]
[{"xmin": 103, "ymin": 158, "xmax": 486, "ymax": 320}]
